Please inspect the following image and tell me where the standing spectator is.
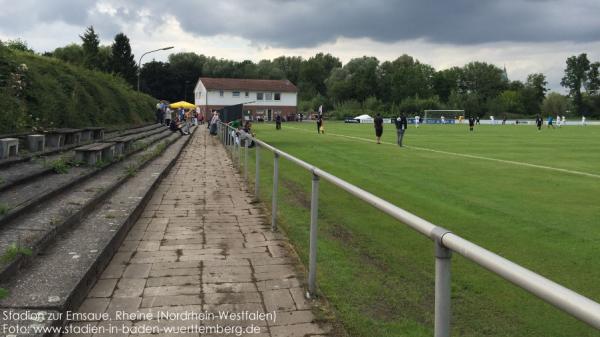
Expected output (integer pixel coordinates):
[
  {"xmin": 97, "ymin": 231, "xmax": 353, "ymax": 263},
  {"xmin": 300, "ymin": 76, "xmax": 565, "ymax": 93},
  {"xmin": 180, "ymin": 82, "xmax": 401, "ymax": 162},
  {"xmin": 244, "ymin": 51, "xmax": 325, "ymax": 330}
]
[
  {"xmin": 164, "ymin": 106, "xmax": 172, "ymax": 127},
  {"xmin": 275, "ymin": 113, "xmax": 282, "ymax": 130},
  {"xmin": 414, "ymin": 114, "xmax": 420, "ymax": 128},
  {"xmin": 374, "ymin": 113, "xmax": 384, "ymax": 144},
  {"xmin": 316, "ymin": 113, "xmax": 323, "ymax": 134},
  {"xmin": 155, "ymin": 101, "xmax": 162, "ymax": 124},
  {"xmin": 209, "ymin": 110, "xmax": 220, "ymax": 135},
  {"xmin": 395, "ymin": 113, "xmax": 408, "ymax": 147},
  {"xmin": 468, "ymin": 115, "xmax": 475, "ymax": 132},
  {"xmin": 183, "ymin": 109, "xmax": 192, "ymax": 134}
]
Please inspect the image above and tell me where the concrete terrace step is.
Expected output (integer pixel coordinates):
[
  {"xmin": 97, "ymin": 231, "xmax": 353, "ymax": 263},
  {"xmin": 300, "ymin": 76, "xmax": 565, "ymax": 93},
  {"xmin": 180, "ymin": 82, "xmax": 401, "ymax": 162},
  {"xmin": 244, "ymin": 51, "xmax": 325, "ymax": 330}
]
[
  {"xmin": 0, "ymin": 123, "xmax": 158, "ymax": 170},
  {"xmin": 0, "ymin": 128, "xmax": 193, "ymax": 282},
  {"xmin": 0, "ymin": 130, "xmax": 193, "ymax": 321},
  {"xmin": 0, "ymin": 123, "xmax": 167, "ymax": 193},
  {"xmin": 0, "ymin": 129, "xmax": 176, "ymax": 225}
]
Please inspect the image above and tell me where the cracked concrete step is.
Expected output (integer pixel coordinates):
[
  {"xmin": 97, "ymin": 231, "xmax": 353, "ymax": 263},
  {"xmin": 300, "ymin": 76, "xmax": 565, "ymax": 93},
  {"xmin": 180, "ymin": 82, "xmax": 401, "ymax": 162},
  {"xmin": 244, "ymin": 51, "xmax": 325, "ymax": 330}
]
[
  {"xmin": 0, "ymin": 129, "xmax": 193, "ymax": 325},
  {"xmin": 0, "ymin": 123, "xmax": 158, "ymax": 170},
  {"xmin": 0, "ymin": 128, "xmax": 175, "ymax": 226},
  {"xmin": 0, "ymin": 123, "xmax": 165, "ymax": 193},
  {"xmin": 0, "ymin": 129, "xmax": 192, "ymax": 282}
]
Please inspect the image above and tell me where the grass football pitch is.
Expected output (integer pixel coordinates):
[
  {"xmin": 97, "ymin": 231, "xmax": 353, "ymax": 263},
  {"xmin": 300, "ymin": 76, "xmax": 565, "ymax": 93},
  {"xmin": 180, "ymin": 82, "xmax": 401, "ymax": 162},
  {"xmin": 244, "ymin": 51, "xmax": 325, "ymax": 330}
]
[{"xmin": 242, "ymin": 121, "xmax": 600, "ymax": 337}]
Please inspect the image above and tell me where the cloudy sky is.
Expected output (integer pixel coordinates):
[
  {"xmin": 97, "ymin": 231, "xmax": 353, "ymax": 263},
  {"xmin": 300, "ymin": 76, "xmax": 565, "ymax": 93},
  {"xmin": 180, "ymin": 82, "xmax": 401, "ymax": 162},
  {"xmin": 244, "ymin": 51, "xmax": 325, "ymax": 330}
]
[{"xmin": 1, "ymin": 0, "xmax": 600, "ymax": 92}]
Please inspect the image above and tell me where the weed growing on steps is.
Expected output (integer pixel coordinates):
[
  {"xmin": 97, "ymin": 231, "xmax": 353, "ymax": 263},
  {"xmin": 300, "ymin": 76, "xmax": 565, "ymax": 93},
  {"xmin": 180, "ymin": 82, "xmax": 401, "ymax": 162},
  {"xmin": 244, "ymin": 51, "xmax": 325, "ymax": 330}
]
[
  {"xmin": 0, "ymin": 242, "xmax": 32, "ymax": 265},
  {"xmin": 47, "ymin": 157, "xmax": 70, "ymax": 174},
  {"xmin": 0, "ymin": 287, "xmax": 7, "ymax": 299},
  {"xmin": 0, "ymin": 203, "xmax": 9, "ymax": 216}
]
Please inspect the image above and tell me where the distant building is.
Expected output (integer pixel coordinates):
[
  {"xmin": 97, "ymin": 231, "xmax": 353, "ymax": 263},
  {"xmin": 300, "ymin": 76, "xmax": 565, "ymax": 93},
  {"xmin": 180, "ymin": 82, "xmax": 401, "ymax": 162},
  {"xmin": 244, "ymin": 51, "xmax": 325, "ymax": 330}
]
[{"xmin": 194, "ymin": 77, "xmax": 298, "ymax": 121}]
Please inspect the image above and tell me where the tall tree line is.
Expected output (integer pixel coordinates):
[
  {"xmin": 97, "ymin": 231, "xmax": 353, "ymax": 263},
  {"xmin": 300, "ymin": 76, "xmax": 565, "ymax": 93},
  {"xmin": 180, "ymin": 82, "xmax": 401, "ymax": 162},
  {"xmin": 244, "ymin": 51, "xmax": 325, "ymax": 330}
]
[{"xmin": 33, "ymin": 26, "xmax": 600, "ymax": 118}]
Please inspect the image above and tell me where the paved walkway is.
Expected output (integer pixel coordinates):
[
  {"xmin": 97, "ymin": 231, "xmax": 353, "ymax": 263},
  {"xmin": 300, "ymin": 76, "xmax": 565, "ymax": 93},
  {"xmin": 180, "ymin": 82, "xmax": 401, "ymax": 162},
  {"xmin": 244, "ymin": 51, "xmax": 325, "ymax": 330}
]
[{"xmin": 72, "ymin": 128, "xmax": 330, "ymax": 337}]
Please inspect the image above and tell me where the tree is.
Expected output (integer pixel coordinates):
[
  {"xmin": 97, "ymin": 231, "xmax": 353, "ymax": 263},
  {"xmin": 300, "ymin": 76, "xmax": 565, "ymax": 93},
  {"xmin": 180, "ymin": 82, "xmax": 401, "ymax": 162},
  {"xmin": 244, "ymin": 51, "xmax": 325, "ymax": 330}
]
[
  {"xmin": 50, "ymin": 44, "xmax": 85, "ymax": 65},
  {"xmin": 5, "ymin": 39, "xmax": 33, "ymax": 53},
  {"xmin": 432, "ymin": 67, "xmax": 461, "ymax": 103},
  {"xmin": 526, "ymin": 73, "xmax": 548, "ymax": 103},
  {"xmin": 542, "ymin": 92, "xmax": 570, "ymax": 116},
  {"xmin": 586, "ymin": 62, "xmax": 600, "ymax": 96},
  {"xmin": 272, "ymin": 56, "xmax": 302, "ymax": 84},
  {"xmin": 140, "ymin": 61, "xmax": 178, "ymax": 101},
  {"xmin": 326, "ymin": 56, "xmax": 379, "ymax": 104},
  {"xmin": 378, "ymin": 54, "xmax": 435, "ymax": 104},
  {"xmin": 80, "ymin": 26, "xmax": 101, "ymax": 70},
  {"xmin": 459, "ymin": 62, "xmax": 508, "ymax": 99},
  {"xmin": 561, "ymin": 53, "xmax": 590, "ymax": 115},
  {"xmin": 299, "ymin": 53, "xmax": 341, "ymax": 100},
  {"xmin": 110, "ymin": 33, "xmax": 137, "ymax": 86}
]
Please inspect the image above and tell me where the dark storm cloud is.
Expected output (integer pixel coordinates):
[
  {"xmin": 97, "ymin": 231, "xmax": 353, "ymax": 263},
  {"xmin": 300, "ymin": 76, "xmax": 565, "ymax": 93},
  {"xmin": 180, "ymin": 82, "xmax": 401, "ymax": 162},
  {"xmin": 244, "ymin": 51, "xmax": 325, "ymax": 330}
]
[{"xmin": 2, "ymin": 0, "xmax": 600, "ymax": 47}]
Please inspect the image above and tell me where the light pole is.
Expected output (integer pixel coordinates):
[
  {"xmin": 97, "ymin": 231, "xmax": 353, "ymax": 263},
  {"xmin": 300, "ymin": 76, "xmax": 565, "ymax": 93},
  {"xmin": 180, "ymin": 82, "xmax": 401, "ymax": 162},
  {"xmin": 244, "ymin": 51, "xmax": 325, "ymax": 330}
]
[{"xmin": 137, "ymin": 46, "xmax": 174, "ymax": 91}]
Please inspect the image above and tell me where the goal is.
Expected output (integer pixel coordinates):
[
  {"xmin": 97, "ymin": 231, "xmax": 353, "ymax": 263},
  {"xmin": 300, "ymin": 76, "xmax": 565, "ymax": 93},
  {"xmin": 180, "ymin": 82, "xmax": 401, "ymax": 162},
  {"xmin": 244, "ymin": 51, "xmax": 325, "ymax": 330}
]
[{"xmin": 423, "ymin": 110, "xmax": 465, "ymax": 124}]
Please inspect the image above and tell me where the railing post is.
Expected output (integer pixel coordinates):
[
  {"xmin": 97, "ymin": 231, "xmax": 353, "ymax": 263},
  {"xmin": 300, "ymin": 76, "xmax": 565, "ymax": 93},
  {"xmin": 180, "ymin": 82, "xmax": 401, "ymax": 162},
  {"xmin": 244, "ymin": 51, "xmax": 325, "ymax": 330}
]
[
  {"xmin": 271, "ymin": 153, "xmax": 279, "ymax": 231},
  {"xmin": 244, "ymin": 140, "xmax": 248, "ymax": 181},
  {"xmin": 308, "ymin": 173, "xmax": 319, "ymax": 297},
  {"xmin": 433, "ymin": 228, "xmax": 452, "ymax": 337},
  {"xmin": 238, "ymin": 137, "xmax": 243, "ymax": 171},
  {"xmin": 255, "ymin": 144, "xmax": 260, "ymax": 199}
]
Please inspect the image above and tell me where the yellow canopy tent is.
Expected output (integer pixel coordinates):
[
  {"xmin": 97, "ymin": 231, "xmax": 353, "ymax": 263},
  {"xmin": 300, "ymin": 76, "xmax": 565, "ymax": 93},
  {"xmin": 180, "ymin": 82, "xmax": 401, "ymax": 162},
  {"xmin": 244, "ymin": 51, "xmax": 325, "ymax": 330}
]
[{"xmin": 169, "ymin": 101, "xmax": 196, "ymax": 109}]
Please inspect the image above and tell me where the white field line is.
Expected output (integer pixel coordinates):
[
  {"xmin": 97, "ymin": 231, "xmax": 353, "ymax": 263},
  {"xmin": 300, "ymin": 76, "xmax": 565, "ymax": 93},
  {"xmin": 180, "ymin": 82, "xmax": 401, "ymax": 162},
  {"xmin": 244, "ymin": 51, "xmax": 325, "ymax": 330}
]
[{"xmin": 283, "ymin": 125, "xmax": 600, "ymax": 179}]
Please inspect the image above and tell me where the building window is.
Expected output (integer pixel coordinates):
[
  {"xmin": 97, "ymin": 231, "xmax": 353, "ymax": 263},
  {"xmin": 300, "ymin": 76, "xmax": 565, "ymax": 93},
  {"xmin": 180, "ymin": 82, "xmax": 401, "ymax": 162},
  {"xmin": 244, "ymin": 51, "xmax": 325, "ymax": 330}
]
[
  {"xmin": 219, "ymin": 90, "xmax": 224, "ymax": 97},
  {"xmin": 257, "ymin": 92, "xmax": 264, "ymax": 100},
  {"xmin": 245, "ymin": 91, "xmax": 249, "ymax": 97},
  {"xmin": 265, "ymin": 92, "xmax": 273, "ymax": 101},
  {"xmin": 233, "ymin": 91, "xmax": 240, "ymax": 97},
  {"xmin": 274, "ymin": 93, "xmax": 281, "ymax": 101}
]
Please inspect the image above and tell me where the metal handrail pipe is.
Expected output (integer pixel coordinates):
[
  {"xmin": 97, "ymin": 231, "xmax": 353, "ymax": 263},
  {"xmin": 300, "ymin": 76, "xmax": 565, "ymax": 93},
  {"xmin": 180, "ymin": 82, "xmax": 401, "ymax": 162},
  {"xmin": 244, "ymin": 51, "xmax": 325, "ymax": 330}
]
[
  {"xmin": 216, "ymin": 122, "xmax": 600, "ymax": 329},
  {"xmin": 442, "ymin": 233, "xmax": 600, "ymax": 329}
]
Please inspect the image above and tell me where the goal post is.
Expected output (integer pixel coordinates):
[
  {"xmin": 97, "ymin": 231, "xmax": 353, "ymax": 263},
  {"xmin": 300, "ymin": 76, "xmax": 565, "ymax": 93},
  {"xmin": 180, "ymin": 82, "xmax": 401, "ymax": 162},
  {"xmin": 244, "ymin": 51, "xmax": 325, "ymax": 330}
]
[{"xmin": 424, "ymin": 110, "xmax": 465, "ymax": 124}]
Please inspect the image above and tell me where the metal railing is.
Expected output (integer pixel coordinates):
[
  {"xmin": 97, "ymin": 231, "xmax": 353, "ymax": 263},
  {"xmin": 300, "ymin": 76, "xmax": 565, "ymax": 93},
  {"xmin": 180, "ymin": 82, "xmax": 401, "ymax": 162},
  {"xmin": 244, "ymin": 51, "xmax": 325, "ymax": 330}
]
[{"xmin": 215, "ymin": 122, "xmax": 600, "ymax": 336}]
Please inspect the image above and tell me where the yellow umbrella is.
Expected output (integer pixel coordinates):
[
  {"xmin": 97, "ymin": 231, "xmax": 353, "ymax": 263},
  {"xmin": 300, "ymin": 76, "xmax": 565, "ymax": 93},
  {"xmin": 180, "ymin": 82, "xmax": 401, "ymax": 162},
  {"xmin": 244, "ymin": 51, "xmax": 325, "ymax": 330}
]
[{"xmin": 169, "ymin": 101, "xmax": 196, "ymax": 109}]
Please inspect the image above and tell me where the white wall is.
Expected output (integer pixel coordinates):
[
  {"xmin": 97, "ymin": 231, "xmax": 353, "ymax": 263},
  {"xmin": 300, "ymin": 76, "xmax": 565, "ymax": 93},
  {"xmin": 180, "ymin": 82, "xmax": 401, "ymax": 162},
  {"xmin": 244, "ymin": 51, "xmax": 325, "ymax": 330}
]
[{"xmin": 194, "ymin": 86, "xmax": 296, "ymax": 107}]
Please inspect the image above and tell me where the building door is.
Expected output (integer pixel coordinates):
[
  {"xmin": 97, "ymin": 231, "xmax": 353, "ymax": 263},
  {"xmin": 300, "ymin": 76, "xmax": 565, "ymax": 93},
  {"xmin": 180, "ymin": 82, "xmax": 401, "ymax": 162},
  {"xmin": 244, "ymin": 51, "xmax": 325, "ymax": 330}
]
[{"xmin": 267, "ymin": 109, "xmax": 272, "ymax": 121}]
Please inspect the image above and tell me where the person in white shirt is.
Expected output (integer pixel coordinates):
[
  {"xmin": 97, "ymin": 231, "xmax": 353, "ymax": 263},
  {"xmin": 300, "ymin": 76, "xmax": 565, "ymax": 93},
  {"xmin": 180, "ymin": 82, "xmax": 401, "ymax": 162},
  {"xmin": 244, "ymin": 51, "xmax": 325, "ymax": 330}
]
[
  {"xmin": 581, "ymin": 116, "xmax": 586, "ymax": 126},
  {"xmin": 562, "ymin": 116, "xmax": 566, "ymax": 125},
  {"xmin": 441, "ymin": 115, "xmax": 445, "ymax": 124},
  {"xmin": 556, "ymin": 115, "xmax": 561, "ymax": 127},
  {"xmin": 490, "ymin": 116, "xmax": 495, "ymax": 125},
  {"xmin": 415, "ymin": 115, "xmax": 420, "ymax": 128}
]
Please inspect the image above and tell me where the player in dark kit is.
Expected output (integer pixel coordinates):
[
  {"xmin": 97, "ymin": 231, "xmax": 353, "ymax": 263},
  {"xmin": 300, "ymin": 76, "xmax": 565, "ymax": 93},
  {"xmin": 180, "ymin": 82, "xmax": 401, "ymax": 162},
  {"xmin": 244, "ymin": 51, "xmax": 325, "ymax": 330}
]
[
  {"xmin": 468, "ymin": 116, "xmax": 475, "ymax": 131},
  {"xmin": 536, "ymin": 115, "xmax": 543, "ymax": 131},
  {"xmin": 374, "ymin": 113, "xmax": 384, "ymax": 144}
]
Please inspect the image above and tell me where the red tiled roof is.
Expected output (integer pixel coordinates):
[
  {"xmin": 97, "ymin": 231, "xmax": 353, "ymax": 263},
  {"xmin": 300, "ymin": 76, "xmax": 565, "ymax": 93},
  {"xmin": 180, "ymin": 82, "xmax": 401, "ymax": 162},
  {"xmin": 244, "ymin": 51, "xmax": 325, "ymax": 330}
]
[{"xmin": 199, "ymin": 77, "xmax": 297, "ymax": 92}]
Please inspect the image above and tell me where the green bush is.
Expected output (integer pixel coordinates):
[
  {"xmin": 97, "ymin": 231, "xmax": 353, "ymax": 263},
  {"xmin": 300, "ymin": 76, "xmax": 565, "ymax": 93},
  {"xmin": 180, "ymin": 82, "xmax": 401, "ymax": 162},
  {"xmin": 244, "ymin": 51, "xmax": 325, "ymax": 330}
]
[{"xmin": 0, "ymin": 46, "xmax": 155, "ymax": 133}]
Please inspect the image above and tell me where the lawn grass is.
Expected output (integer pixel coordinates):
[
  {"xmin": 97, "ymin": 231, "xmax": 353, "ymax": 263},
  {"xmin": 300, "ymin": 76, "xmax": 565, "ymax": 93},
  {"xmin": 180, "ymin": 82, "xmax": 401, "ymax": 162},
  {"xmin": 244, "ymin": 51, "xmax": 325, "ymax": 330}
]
[{"xmin": 239, "ymin": 121, "xmax": 600, "ymax": 337}]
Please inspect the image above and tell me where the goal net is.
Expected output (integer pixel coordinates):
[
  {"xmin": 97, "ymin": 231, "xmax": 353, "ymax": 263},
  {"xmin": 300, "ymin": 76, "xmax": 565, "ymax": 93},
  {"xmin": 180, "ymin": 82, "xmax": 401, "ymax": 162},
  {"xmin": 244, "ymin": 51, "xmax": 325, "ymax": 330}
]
[{"xmin": 423, "ymin": 110, "xmax": 465, "ymax": 124}]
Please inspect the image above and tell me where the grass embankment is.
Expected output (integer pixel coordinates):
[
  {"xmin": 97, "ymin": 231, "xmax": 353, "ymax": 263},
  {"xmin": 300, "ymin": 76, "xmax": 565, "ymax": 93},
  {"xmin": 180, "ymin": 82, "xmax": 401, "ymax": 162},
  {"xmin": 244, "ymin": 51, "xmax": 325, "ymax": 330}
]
[
  {"xmin": 0, "ymin": 43, "xmax": 155, "ymax": 134},
  {"xmin": 241, "ymin": 122, "xmax": 600, "ymax": 337}
]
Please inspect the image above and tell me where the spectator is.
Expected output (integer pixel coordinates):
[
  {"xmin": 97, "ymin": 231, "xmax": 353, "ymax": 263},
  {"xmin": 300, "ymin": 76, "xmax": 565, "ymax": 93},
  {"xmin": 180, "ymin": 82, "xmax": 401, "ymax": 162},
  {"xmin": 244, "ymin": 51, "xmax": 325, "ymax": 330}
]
[
  {"xmin": 395, "ymin": 113, "xmax": 408, "ymax": 147},
  {"xmin": 169, "ymin": 117, "xmax": 189, "ymax": 135},
  {"xmin": 374, "ymin": 113, "xmax": 383, "ymax": 144}
]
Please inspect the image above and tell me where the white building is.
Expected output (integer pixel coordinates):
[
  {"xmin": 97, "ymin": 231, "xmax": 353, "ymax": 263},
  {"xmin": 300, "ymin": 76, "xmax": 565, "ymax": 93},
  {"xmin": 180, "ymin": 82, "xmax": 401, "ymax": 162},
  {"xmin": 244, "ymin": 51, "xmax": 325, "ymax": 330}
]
[{"xmin": 194, "ymin": 77, "xmax": 298, "ymax": 121}]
